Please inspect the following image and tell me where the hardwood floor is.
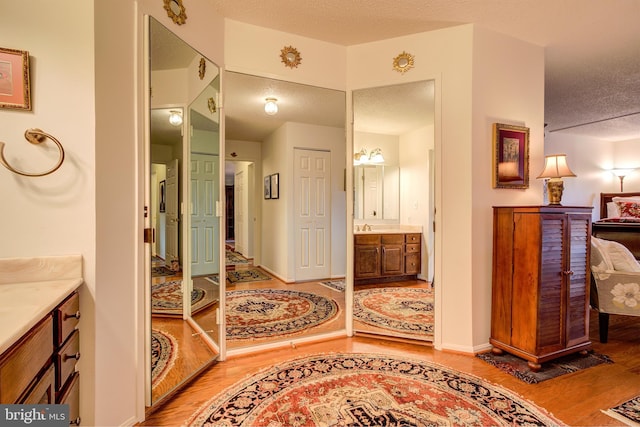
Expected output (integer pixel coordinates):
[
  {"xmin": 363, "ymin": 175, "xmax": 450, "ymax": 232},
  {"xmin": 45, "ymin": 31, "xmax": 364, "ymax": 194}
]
[{"xmin": 141, "ymin": 309, "xmax": 640, "ymax": 426}]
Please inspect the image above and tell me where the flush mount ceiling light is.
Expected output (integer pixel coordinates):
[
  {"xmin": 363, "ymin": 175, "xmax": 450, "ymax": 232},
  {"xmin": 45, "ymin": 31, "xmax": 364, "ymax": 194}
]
[
  {"xmin": 168, "ymin": 110, "xmax": 183, "ymax": 126},
  {"xmin": 264, "ymin": 98, "xmax": 278, "ymax": 115}
]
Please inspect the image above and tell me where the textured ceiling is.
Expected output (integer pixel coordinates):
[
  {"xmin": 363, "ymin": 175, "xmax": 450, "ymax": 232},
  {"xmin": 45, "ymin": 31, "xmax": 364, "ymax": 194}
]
[{"xmin": 210, "ymin": 0, "xmax": 640, "ymax": 141}]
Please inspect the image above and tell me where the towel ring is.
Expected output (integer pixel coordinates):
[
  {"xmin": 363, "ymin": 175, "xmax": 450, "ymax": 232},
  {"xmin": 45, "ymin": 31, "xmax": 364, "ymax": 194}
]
[{"xmin": 0, "ymin": 128, "xmax": 65, "ymax": 177}]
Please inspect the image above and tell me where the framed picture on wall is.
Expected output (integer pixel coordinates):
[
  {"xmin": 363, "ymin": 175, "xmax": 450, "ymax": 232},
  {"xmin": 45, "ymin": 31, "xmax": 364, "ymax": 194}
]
[
  {"xmin": 159, "ymin": 180, "xmax": 166, "ymax": 212},
  {"xmin": 0, "ymin": 47, "xmax": 31, "ymax": 110},
  {"xmin": 270, "ymin": 173, "xmax": 279, "ymax": 199},
  {"xmin": 264, "ymin": 176, "xmax": 271, "ymax": 199},
  {"xmin": 492, "ymin": 123, "xmax": 530, "ymax": 189}
]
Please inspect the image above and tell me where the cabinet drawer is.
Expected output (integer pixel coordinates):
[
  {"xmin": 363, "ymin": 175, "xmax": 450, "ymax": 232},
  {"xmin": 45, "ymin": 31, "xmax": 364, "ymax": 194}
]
[
  {"xmin": 355, "ymin": 234, "xmax": 380, "ymax": 245},
  {"xmin": 405, "ymin": 234, "xmax": 421, "ymax": 243},
  {"xmin": 57, "ymin": 372, "xmax": 80, "ymax": 426},
  {"xmin": 20, "ymin": 363, "xmax": 55, "ymax": 404},
  {"xmin": 55, "ymin": 291, "xmax": 80, "ymax": 346},
  {"xmin": 405, "ymin": 253, "xmax": 421, "ymax": 274},
  {"xmin": 381, "ymin": 234, "xmax": 403, "ymax": 244},
  {"xmin": 405, "ymin": 243, "xmax": 420, "ymax": 253},
  {"xmin": 56, "ymin": 329, "xmax": 79, "ymax": 392},
  {"xmin": 0, "ymin": 315, "xmax": 53, "ymax": 404}
]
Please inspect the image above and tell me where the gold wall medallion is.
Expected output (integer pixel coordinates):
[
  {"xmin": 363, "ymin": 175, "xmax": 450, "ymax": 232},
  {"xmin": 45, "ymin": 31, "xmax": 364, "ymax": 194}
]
[
  {"xmin": 207, "ymin": 97, "xmax": 217, "ymax": 114},
  {"xmin": 199, "ymin": 58, "xmax": 206, "ymax": 80},
  {"xmin": 163, "ymin": 0, "xmax": 187, "ymax": 25},
  {"xmin": 393, "ymin": 51, "xmax": 415, "ymax": 74},
  {"xmin": 280, "ymin": 46, "xmax": 302, "ymax": 68}
]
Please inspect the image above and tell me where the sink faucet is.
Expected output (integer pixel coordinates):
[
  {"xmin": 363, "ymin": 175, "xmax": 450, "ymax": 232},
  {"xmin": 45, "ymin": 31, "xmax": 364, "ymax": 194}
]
[{"xmin": 363, "ymin": 224, "xmax": 371, "ymax": 231}]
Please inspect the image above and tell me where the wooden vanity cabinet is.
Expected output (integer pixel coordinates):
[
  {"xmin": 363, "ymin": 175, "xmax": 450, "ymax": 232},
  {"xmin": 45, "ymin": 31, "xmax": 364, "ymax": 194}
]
[
  {"xmin": 355, "ymin": 232, "xmax": 421, "ymax": 283},
  {"xmin": 354, "ymin": 234, "xmax": 381, "ymax": 279},
  {"xmin": 55, "ymin": 291, "xmax": 81, "ymax": 426},
  {"xmin": 381, "ymin": 235, "xmax": 404, "ymax": 276}
]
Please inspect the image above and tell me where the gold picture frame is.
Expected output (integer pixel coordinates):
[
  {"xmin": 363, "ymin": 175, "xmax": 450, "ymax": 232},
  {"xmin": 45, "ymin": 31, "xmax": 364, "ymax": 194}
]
[
  {"xmin": 492, "ymin": 123, "xmax": 530, "ymax": 189},
  {"xmin": 0, "ymin": 47, "xmax": 31, "ymax": 110}
]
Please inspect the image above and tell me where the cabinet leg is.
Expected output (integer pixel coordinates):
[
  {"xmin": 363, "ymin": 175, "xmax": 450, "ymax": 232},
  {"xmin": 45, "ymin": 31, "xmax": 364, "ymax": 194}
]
[{"xmin": 527, "ymin": 361, "xmax": 542, "ymax": 372}]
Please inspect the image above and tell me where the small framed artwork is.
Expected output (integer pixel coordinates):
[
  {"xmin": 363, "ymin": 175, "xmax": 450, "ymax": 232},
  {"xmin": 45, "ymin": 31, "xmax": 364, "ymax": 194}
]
[
  {"xmin": 270, "ymin": 173, "xmax": 279, "ymax": 199},
  {"xmin": 0, "ymin": 47, "xmax": 31, "ymax": 110},
  {"xmin": 264, "ymin": 176, "xmax": 271, "ymax": 199},
  {"xmin": 492, "ymin": 123, "xmax": 530, "ymax": 189},
  {"xmin": 159, "ymin": 180, "xmax": 166, "ymax": 212}
]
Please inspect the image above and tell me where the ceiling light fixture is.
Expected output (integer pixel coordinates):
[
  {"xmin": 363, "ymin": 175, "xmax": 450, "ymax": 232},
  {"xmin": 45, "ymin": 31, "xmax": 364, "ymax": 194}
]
[
  {"xmin": 264, "ymin": 98, "xmax": 278, "ymax": 115},
  {"xmin": 168, "ymin": 110, "xmax": 183, "ymax": 126}
]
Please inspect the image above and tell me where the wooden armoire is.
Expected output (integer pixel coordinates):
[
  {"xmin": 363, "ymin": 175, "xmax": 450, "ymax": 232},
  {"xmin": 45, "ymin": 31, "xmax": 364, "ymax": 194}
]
[{"xmin": 490, "ymin": 205, "xmax": 593, "ymax": 371}]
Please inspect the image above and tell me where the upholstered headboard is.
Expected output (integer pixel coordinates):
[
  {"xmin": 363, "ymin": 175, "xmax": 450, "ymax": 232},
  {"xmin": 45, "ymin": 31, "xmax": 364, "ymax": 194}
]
[{"xmin": 599, "ymin": 192, "xmax": 640, "ymax": 219}]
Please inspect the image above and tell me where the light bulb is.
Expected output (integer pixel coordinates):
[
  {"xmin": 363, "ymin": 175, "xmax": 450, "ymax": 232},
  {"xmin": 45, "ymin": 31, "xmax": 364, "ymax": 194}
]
[
  {"xmin": 168, "ymin": 110, "xmax": 183, "ymax": 126},
  {"xmin": 264, "ymin": 98, "xmax": 278, "ymax": 115}
]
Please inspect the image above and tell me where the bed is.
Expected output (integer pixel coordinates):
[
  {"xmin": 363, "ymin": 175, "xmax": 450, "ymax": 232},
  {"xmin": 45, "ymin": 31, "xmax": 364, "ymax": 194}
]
[{"xmin": 592, "ymin": 192, "xmax": 640, "ymax": 259}]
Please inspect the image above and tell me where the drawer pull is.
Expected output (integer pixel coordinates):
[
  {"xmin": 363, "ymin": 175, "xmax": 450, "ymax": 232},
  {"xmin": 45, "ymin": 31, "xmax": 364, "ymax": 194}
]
[
  {"xmin": 63, "ymin": 352, "xmax": 81, "ymax": 362},
  {"xmin": 64, "ymin": 311, "xmax": 81, "ymax": 320},
  {"xmin": 70, "ymin": 417, "xmax": 81, "ymax": 426}
]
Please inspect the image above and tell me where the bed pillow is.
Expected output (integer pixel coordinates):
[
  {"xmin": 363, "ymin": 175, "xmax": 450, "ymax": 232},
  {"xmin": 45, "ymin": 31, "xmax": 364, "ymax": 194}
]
[
  {"xmin": 597, "ymin": 238, "xmax": 640, "ymax": 272},
  {"xmin": 616, "ymin": 200, "xmax": 640, "ymax": 218},
  {"xmin": 606, "ymin": 201, "xmax": 620, "ymax": 218}
]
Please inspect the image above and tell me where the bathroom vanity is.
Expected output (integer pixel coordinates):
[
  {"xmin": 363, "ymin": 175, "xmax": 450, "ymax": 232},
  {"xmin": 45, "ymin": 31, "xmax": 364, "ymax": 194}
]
[{"xmin": 354, "ymin": 229, "xmax": 421, "ymax": 283}]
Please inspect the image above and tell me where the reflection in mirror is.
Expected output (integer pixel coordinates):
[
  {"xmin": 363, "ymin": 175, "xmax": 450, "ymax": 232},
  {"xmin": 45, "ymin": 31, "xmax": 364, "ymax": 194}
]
[
  {"xmin": 223, "ymin": 71, "xmax": 347, "ymax": 352},
  {"xmin": 352, "ymin": 80, "xmax": 435, "ymax": 343},
  {"xmin": 148, "ymin": 17, "xmax": 218, "ymax": 406}
]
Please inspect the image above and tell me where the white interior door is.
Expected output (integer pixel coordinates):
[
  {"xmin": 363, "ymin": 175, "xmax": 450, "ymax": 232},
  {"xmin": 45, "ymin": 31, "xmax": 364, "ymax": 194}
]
[
  {"xmin": 190, "ymin": 153, "xmax": 219, "ymax": 276},
  {"xmin": 294, "ymin": 148, "xmax": 331, "ymax": 281},
  {"xmin": 234, "ymin": 170, "xmax": 245, "ymax": 255},
  {"xmin": 363, "ymin": 166, "xmax": 382, "ymax": 219},
  {"xmin": 165, "ymin": 159, "xmax": 179, "ymax": 269}
]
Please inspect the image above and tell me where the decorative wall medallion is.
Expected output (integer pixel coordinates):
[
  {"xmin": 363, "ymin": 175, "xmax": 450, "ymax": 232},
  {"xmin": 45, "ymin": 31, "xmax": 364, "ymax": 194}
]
[
  {"xmin": 393, "ymin": 51, "xmax": 415, "ymax": 74},
  {"xmin": 280, "ymin": 46, "xmax": 302, "ymax": 68},
  {"xmin": 163, "ymin": 0, "xmax": 187, "ymax": 25},
  {"xmin": 199, "ymin": 58, "xmax": 206, "ymax": 80},
  {"xmin": 207, "ymin": 97, "xmax": 217, "ymax": 114}
]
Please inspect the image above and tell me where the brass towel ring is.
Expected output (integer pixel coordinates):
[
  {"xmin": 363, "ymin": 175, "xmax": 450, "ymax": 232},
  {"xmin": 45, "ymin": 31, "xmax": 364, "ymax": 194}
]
[{"xmin": 0, "ymin": 128, "xmax": 65, "ymax": 177}]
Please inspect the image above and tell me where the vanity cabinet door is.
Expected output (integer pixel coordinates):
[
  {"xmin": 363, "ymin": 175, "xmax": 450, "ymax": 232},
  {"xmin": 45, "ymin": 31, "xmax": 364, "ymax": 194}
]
[{"xmin": 355, "ymin": 245, "xmax": 380, "ymax": 278}]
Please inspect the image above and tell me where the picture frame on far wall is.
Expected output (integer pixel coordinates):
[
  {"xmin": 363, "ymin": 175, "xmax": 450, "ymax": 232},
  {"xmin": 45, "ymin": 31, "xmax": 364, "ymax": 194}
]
[
  {"xmin": 270, "ymin": 173, "xmax": 279, "ymax": 199},
  {"xmin": 264, "ymin": 176, "xmax": 271, "ymax": 199},
  {"xmin": 0, "ymin": 47, "xmax": 31, "ymax": 110},
  {"xmin": 492, "ymin": 123, "xmax": 530, "ymax": 189}
]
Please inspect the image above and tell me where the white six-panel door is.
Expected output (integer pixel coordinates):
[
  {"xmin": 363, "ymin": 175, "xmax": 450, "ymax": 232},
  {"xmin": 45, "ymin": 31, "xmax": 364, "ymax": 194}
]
[
  {"xmin": 294, "ymin": 148, "xmax": 331, "ymax": 281},
  {"xmin": 190, "ymin": 153, "xmax": 219, "ymax": 276}
]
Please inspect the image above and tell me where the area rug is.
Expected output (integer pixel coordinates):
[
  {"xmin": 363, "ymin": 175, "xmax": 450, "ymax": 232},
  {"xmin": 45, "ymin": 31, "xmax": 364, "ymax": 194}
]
[
  {"xmin": 151, "ymin": 329, "xmax": 178, "ymax": 388},
  {"xmin": 152, "ymin": 280, "xmax": 207, "ymax": 315},
  {"xmin": 226, "ymin": 249, "xmax": 249, "ymax": 265},
  {"xmin": 208, "ymin": 268, "xmax": 272, "ymax": 285},
  {"xmin": 353, "ymin": 287, "xmax": 433, "ymax": 339},
  {"xmin": 151, "ymin": 265, "xmax": 177, "ymax": 277},
  {"xmin": 604, "ymin": 395, "xmax": 640, "ymax": 426},
  {"xmin": 319, "ymin": 279, "xmax": 345, "ymax": 292},
  {"xmin": 226, "ymin": 289, "xmax": 338, "ymax": 340},
  {"xmin": 185, "ymin": 352, "xmax": 564, "ymax": 426},
  {"xmin": 476, "ymin": 350, "xmax": 613, "ymax": 384}
]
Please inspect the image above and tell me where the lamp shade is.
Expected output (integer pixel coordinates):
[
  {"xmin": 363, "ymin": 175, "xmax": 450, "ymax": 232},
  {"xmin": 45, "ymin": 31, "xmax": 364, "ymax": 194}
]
[{"xmin": 536, "ymin": 154, "xmax": 576, "ymax": 179}]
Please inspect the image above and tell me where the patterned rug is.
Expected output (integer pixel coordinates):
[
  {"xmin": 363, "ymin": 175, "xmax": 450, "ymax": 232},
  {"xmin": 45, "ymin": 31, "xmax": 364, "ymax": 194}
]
[
  {"xmin": 185, "ymin": 352, "xmax": 564, "ymax": 426},
  {"xmin": 477, "ymin": 350, "xmax": 613, "ymax": 384},
  {"xmin": 226, "ymin": 289, "xmax": 338, "ymax": 340},
  {"xmin": 319, "ymin": 279, "xmax": 345, "ymax": 292},
  {"xmin": 151, "ymin": 329, "xmax": 178, "ymax": 388},
  {"xmin": 605, "ymin": 395, "xmax": 640, "ymax": 426},
  {"xmin": 208, "ymin": 268, "xmax": 272, "ymax": 285},
  {"xmin": 151, "ymin": 266, "xmax": 177, "ymax": 277},
  {"xmin": 353, "ymin": 287, "xmax": 434, "ymax": 339},
  {"xmin": 226, "ymin": 249, "xmax": 249, "ymax": 265},
  {"xmin": 151, "ymin": 280, "xmax": 208, "ymax": 315}
]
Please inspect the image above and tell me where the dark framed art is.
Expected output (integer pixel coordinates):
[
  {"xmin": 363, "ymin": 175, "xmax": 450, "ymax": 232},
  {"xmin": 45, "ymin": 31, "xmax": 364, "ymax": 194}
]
[
  {"xmin": 492, "ymin": 123, "xmax": 530, "ymax": 189},
  {"xmin": 0, "ymin": 47, "xmax": 31, "ymax": 110},
  {"xmin": 159, "ymin": 180, "xmax": 166, "ymax": 212},
  {"xmin": 270, "ymin": 173, "xmax": 279, "ymax": 199},
  {"xmin": 264, "ymin": 176, "xmax": 271, "ymax": 199}
]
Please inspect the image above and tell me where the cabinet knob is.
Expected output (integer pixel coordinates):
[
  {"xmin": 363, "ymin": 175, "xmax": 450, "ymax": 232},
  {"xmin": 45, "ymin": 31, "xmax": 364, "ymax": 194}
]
[
  {"xmin": 63, "ymin": 352, "xmax": 81, "ymax": 362},
  {"xmin": 64, "ymin": 311, "xmax": 81, "ymax": 320},
  {"xmin": 562, "ymin": 270, "xmax": 574, "ymax": 276}
]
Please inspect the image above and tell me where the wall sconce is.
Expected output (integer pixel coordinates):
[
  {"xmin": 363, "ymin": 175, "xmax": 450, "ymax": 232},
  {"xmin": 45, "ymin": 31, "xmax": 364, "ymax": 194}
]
[
  {"xmin": 611, "ymin": 169, "xmax": 635, "ymax": 191},
  {"xmin": 536, "ymin": 154, "xmax": 576, "ymax": 205},
  {"xmin": 168, "ymin": 110, "xmax": 183, "ymax": 126},
  {"xmin": 264, "ymin": 98, "xmax": 278, "ymax": 115},
  {"xmin": 353, "ymin": 148, "xmax": 385, "ymax": 165}
]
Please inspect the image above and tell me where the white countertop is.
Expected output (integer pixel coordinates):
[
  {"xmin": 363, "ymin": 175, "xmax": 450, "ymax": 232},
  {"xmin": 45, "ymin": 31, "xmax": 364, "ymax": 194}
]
[
  {"xmin": 0, "ymin": 255, "xmax": 83, "ymax": 355},
  {"xmin": 353, "ymin": 225, "xmax": 423, "ymax": 234}
]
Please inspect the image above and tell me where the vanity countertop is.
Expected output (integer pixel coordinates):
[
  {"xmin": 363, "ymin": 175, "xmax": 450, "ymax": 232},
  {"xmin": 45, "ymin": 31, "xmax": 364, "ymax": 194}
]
[
  {"xmin": 353, "ymin": 225, "xmax": 422, "ymax": 235},
  {"xmin": 0, "ymin": 255, "xmax": 83, "ymax": 355}
]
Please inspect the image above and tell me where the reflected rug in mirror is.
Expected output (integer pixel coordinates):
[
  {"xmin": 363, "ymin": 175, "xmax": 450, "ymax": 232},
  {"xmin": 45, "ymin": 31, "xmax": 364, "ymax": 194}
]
[
  {"xmin": 151, "ymin": 329, "xmax": 177, "ymax": 388},
  {"xmin": 207, "ymin": 268, "xmax": 272, "ymax": 285},
  {"xmin": 353, "ymin": 287, "xmax": 433, "ymax": 339},
  {"xmin": 152, "ymin": 280, "xmax": 211, "ymax": 315},
  {"xmin": 226, "ymin": 249, "xmax": 249, "ymax": 265},
  {"xmin": 185, "ymin": 352, "xmax": 564, "ymax": 426},
  {"xmin": 319, "ymin": 279, "xmax": 345, "ymax": 292},
  {"xmin": 226, "ymin": 289, "xmax": 338, "ymax": 340},
  {"xmin": 605, "ymin": 395, "xmax": 640, "ymax": 426},
  {"xmin": 476, "ymin": 350, "xmax": 613, "ymax": 384}
]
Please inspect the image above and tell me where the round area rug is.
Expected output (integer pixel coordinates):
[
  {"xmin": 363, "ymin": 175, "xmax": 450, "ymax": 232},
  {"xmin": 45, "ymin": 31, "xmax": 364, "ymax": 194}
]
[
  {"xmin": 185, "ymin": 353, "xmax": 563, "ymax": 426},
  {"xmin": 353, "ymin": 287, "xmax": 434, "ymax": 338},
  {"xmin": 226, "ymin": 289, "xmax": 338, "ymax": 340},
  {"xmin": 151, "ymin": 329, "xmax": 178, "ymax": 388},
  {"xmin": 152, "ymin": 280, "xmax": 206, "ymax": 315}
]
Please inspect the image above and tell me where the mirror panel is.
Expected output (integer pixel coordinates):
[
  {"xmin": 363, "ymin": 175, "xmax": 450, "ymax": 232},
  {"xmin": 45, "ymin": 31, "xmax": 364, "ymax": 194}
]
[
  {"xmin": 354, "ymin": 165, "xmax": 399, "ymax": 220},
  {"xmin": 148, "ymin": 17, "xmax": 218, "ymax": 406}
]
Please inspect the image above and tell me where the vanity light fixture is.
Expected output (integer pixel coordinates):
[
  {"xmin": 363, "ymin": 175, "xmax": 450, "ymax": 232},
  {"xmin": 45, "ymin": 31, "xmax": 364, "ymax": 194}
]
[
  {"xmin": 168, "ymin": 110, "xmax": 183, "ymax": 126},
  {"xmin": 536, "ymin": 154, "xmax": 576, "ymax": 205},
  {"xmin": 369, "ymin": 148, "xmax": 385, "ymax": 163},
  {"xmin": 611, "ymin": 168, "xmax": 635, "ymax": 192},
  {"xmin": 264, "ymin": 98, "xmax": 278, "ymax": 115},
  {"xmin": 353, "ymin": 148, "xmax": 385, "ymax": 165}
]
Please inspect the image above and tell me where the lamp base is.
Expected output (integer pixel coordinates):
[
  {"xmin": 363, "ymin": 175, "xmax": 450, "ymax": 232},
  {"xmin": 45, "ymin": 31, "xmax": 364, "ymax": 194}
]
[{"xmin": 546, "ymin": 179, "xmax": 564, "ymax": 205}]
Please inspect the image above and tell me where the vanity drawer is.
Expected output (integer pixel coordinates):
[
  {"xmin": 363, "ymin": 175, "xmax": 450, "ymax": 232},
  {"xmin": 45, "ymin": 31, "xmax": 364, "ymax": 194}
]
[
  {"xmin": 405, "ymin": 234, "xmax": 421, "ymax": 244},
  {"xmin": 355, "ymin": 234, "xmax": 380, "ymax": 245},
  {"xmin": 0, "ymin": 315, "xmax": 53, "ymax": 403},
  {"xmin": 56, "ymin": 329, "xmax": 79, "ymax": 392},
  {"xmin": 381, "ymin": 234, "xmax": 403, "ymax": 244},
  {"xmin": 57, "ymin": 372, "xmax": 80, "ymax": 425},
  {"xmin": 405, "ymin": 243, "xmax": 420, "ymax": 253},
  {"xmin": 405, "ymin": 253, "xmax": 421, "ymax": 274},
  {"xmin": 55, "ymin": 291, "xmax": 80, "ymax": 346},
  {"xmin": 20, "ymin": 363, "xmax": 55, "ymax": 404}
]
